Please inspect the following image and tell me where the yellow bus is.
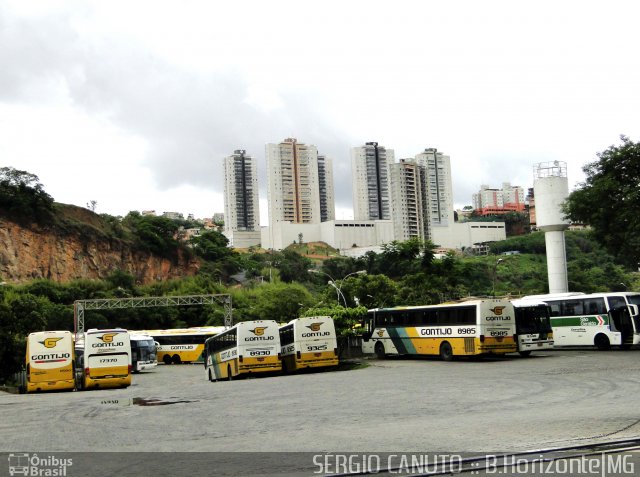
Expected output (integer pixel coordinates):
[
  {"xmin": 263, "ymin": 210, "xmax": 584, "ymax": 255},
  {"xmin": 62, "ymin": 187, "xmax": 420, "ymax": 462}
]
[
  {"xmin": 204, "ymin": 320, "xmax": 281, "ymax": 381},
  {"xmin": 76, "ymin": 328, "xmax": 131, "ymax": 390},
  {"xmin": 26, "ymin": 331, "xmax": 76, "ymax": 393},
  {"xmin": 139, "ymin": 326, "xmax": 225, "ymax": 364},
  {"xmin": 279, "ymin": 316, "xmax": 339, "ymax": 372},
  {"xmin": 361, "ymin": 299, "xmax": 517, "ymax": 360}
]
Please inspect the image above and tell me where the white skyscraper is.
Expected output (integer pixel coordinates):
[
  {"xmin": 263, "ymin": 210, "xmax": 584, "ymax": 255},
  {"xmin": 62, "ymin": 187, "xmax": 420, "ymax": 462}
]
[
  {"xmin": 223, "ymin": 149, "xmax": 261, "ymax": 247},
  {"xmin": 390, "ymin": 159, "xmax": 428, "ymax": 241},
  {"xmin": 351, "ymin": 142, "xmax": 395, "ymax": 221},
  {"xmin": 414, "ymin": 148, "xmax": 453, "ymax": 229},
  {"xmin": 266, "ymin": 138, "xmax": 322, "ymax": 227},
  {"xmin": 317, "ymin": 155, "xmax": 335, "ymax": 222}
]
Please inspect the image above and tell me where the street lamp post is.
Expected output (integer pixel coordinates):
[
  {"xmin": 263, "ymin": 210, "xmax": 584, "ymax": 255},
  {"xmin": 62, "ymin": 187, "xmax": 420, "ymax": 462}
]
[{"xmin": 308, "ymin": 270, "xmax": 366, "ymax": 307}]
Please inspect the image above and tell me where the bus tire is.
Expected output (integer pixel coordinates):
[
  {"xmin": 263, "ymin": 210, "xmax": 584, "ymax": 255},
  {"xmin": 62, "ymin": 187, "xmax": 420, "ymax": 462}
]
[
  {"xmin": 163, "ymin": 355, "xmax": 172, "ymax": 365},
  {"xmin": 171, "ymin": 355, "xmax": 182, "ymax": 364},
  {"xmin": 439, "ymin": 342, "xmax": 454, "ymax": 361},
  {"xmin": 374, "ymin": 341, "xmax": 386, "ymax": 360},
  {"xmin": 518, "ymin": 351, "xmax": 532, "ymax": 357},
  {"xmin": 594, "ymin": 334, "xmax": 610, "ymax": 350},
  {"xmin": 227, "ymin": 365, "xmax": 233, "ymax": 381},
  {"xmin": 282, "ymin": 361, "xmax": 288, "ymax": 374}
]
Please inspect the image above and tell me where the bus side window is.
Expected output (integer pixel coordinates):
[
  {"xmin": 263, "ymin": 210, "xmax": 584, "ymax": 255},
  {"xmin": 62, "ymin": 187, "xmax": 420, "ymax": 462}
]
[
  {"xmin": 549, "ymin": 303, "xmax": 560, "ymax": 317},
  {"xmin": 607, "ymin": 296, "xmax": 627, "ymax": 312}
]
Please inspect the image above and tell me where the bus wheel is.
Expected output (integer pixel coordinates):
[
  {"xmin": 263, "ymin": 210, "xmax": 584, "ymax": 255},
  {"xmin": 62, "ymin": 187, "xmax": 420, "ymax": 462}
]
[
  {"xmin": 227, "ymin": 365, "xmax": 233, "ymax": 381},
  {"xmin": 374, "ymin": 341, "xmax": 386, "ymax": 360},
  {"xmin": 172, "ymin": 355, "xmax": 182, "ymax": 364},
  {"xmin": 282, "ymin": 361, "xmax": 288, "ymax": 374},
  {"xmin": 439, "ymin": 342, "xmax": 454, "ymax": 361},
  {"xmin": 594, "ymin": 334, "xmax": 611, "ymax": 350},
  {"xmin": 518, "ymin": 351, "xmax": 532, "ymax": 358},
  {"xmin": 163, "ymin": 355, "xmax": 172, "ymax": 365}
]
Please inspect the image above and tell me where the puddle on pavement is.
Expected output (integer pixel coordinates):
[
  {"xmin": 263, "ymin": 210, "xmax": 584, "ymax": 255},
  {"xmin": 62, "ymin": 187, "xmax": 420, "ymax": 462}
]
[{"xmin": 99, "ymin": 398, "xmax": 198, "ymax": 406}]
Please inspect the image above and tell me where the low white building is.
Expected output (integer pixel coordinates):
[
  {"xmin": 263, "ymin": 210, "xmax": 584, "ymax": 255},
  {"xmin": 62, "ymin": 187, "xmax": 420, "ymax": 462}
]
[
  {"xmin": 261, "ymin": 220, "xmax": 394, "ymax": 251},
  {"xmin": 224, "ymin": 230, "xmax": 262, "ymax": 249},
  {"xmin": 430, "ymin": 222, "xmax": 506, "ymax": 249}
]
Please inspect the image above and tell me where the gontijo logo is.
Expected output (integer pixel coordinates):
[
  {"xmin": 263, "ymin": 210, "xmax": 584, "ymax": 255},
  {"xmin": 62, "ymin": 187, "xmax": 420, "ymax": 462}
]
[
  {"xmin": 98, "ymin": 333, "xmax": 119, "ymax": 343},
  {"xmin": 245, "ymin": 326, "xmax": 274, "ymax": 342},
  {"xmin": 250, "ymin": 327, "xmax": 267, "ymax": 336},
  {"xmin": 302, "ymin": 322, "xmax": 331, "ymax": 338},
  {"xmin": 486, "ymin": 306, "xmax": 512, "ymax": 321},
  {"xmin": 38, "ymin": 337, "xmax": 63, "ymax": 349},
  {"xmin": 92, "ymin": 332, "xmax": 124, "ymax": 348}
]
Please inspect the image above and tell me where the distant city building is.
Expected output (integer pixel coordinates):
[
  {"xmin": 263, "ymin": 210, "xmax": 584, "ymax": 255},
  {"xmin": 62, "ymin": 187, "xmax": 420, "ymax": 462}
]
[
  {"xmin": 414, "ymin": 148, "xmax": 453, "ymax": 229},
  {"xmin": 472, "ymin": 182, "xmax": 526, "ymax": 215},
  {"xmin": 223, "ymin": 149, "xmax": 261, "ymax": 248},
  {"xmin": 388, "ymin": 149, "xmax": 454, "ymax": 242},
  {"xmin": 390, "ymin": 159, "xmax": 428, "ymax": 241},
  {"xmin": 317, "ymin": 155, "xmax": 335, "ymax": 222},
  {"xmin": 351, "ymin": 142, "xmax": 395, "ymax": 221},
  {"xmin": 162, "ymin": 212, "xmax": 184, "ymax": 220},
  {"xmin": 266, "ymin": 138, "xmax": 322, "ymax": 228},
  {"xmin": 141, "ymin": 210, "xmax": 156, "ymax": 216}
]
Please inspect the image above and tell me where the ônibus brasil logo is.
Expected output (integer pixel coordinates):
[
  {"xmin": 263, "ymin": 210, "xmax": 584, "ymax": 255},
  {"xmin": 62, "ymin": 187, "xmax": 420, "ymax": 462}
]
[
  {"xmin": 38, "ymin": 337, "xmax": 63, "ymax": 349},
  {"xmin": 250, "ymin": 327, "xmax": 267, "ymax": 336},
  {"xmin": 306, "ymin": 322, "xmax": 323, "ymax": 332},
  {"xmin": 490, "ymin": 306, "xmax": 506, "ymax": 316},
  {"xmin": 98, "ymin": 333, "xmax": 119, "ymax": 343}
]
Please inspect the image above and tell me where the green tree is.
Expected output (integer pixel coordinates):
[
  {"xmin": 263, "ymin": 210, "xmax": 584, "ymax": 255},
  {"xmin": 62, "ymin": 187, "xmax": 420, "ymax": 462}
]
[
  {"xmin": 0, "ymin": 167, "xmax": 54, "ymax": 222},
  {"xmin": 564, "ymin": 136, "xmax": 640, "ymax": 268}
]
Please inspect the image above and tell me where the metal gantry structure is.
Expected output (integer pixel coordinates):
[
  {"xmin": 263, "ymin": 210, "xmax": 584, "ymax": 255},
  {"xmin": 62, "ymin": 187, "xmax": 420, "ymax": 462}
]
[{"xmin": 74, "ymin": 294, "xmax": 233, "ymax": 335}]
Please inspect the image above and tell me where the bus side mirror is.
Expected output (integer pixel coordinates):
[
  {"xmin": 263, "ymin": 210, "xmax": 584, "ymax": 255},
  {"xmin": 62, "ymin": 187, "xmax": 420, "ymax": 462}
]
[{"xmin": 629, "ymin": 304, "xmax": 639, "ymax": 317}]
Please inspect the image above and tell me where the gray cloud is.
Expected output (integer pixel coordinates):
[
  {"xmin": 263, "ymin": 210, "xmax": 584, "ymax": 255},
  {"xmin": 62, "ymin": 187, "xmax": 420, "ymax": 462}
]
[{"xmin": 0, "ymin": 5, "xmax": 359, "ymax": 212}]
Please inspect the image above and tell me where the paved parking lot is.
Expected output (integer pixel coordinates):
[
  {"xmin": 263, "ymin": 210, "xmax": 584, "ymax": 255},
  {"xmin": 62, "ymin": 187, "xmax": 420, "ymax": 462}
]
[{"xmin": 2, "ymin": 349, "xmax": 640, "ymax": 475}]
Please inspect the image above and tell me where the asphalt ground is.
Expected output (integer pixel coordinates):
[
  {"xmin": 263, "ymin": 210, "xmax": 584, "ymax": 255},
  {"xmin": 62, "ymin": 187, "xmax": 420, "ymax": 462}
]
[{"xmin": 2, "ymin": 348, "xmax": 640, "ymax": 476}]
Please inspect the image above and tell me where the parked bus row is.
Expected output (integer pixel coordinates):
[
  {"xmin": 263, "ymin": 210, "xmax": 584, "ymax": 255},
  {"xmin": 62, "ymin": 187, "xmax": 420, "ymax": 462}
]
[
  {"xmin": 204, "ymin": 316, "xmax": 339, "ymax": 381},
  {"xmin": 361, "ymin": 292, "xmax": 640, "ymax": 361},
  {"xmin": 24, "ymin": 328, "xmax": 157, "ymax": 393}
]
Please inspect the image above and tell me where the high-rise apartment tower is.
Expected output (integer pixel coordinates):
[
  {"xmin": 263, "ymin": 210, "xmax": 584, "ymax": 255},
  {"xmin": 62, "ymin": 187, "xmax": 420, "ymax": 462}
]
[
  {"xmin": 414, "ymin": 148, "xmax": 453, "ymax": 228},
  {"xmin": 351, "ymin": 142, "xmax": 395, "ymax": 221},
  {"xmin": 317, "ymin": 155, "xmax": 335, "ymax": 222},
  {"xmin": 266, "ymin": 138, "xmax": 322, "ymax": 226},
  {"xmin": 223, "ymin": 149, "xmax": 260, "ymax": 233}
]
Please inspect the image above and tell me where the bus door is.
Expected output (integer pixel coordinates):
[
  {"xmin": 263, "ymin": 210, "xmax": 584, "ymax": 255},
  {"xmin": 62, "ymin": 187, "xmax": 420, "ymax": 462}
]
[{"xmin": 609, "ymin": 307, "xmax": 633, "ymax": 345}]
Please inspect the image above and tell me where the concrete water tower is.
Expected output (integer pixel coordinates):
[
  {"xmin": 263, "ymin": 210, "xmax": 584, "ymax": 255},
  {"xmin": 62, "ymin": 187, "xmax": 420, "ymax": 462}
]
[{"xmin": 533, "ymin": 161, "xmax": 570, "ymax": 293}]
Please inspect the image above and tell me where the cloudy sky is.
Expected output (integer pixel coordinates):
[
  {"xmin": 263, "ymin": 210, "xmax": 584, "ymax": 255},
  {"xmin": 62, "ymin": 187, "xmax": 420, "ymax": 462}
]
[{"xmin": 1, "ymin": 1, "xmax": 639, "ymax": 222}]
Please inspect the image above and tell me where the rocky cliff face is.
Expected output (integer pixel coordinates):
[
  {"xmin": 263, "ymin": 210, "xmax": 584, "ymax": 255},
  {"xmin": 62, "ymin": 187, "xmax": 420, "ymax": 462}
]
[{"xmin": 0, "ymin": 218, "xmax": 200, "ymax": 284}]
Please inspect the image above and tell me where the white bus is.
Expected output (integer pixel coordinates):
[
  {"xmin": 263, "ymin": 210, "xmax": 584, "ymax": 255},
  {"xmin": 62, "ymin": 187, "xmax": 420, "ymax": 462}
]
[
  {"xmin": 511, "ymin": 298, "xmax": 554, "ymax": 356},
  {"xmin": 204, "ymin": 320, "xmax": 281, "ymax": 381},
  {"xmin": 522, "ymin": 292, "xmax": 640, "ymax": 349},
  {"xmin": 361, "ymin": 299, "xmax": 517, "ymax": 360},
  {"xmin": 25, "ymin": 331, "xmax": 76, "ymax": 393},
  {"xmin": 130, "ymin": 333, "xmax": 158, "ymax": 372},
  {"xmin": 76, "ymin": 328, "xmax": 132, "ymax": 389},
  {"xmin": 279, "ymin": 316, "xmax": 339, "ymax": 372}
]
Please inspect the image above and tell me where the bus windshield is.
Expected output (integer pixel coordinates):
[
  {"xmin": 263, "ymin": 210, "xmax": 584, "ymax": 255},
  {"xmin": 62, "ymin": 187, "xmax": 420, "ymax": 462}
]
[{"xmin": 515, "ymin": 305, "xmax": 552, "ymax": 334}]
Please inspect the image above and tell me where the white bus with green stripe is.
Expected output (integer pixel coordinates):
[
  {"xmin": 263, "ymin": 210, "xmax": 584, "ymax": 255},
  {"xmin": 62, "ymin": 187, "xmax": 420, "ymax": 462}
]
[
  {"xmin": 361, "ymin": 299, "xmax": 517, "ymax": 360},
  {"xmin": 203, "ymin": 320, "xmax": 282, "ymax": 381},
  {"xmin": 521, "ymin": 292, "xmax": 640, "ymax": 349}
]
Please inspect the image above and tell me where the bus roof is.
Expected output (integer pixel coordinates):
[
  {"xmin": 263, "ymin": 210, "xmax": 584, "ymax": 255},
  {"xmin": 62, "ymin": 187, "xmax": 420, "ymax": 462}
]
[{"xmin": 368, "ymin": 298, "xmax": 510, "ymax": 313}]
